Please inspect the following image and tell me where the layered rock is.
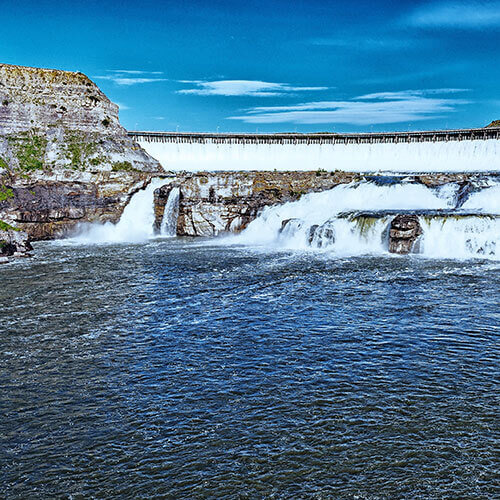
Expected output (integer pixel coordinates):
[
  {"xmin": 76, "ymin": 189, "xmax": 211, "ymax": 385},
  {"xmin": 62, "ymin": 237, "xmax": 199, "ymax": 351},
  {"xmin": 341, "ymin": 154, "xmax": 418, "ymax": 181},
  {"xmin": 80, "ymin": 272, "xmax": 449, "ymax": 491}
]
[
  {"xmin": 153, "ymin": 171, "xmax": 498, "ymax": 238},
  {"xmin": 0, "ymin": 63, "xmax": 164, "ymax": 239},
  {"xmin": 388, "ymin": 215, "xmax": 422, "ymax": 254},
  {"xmin": 154, "ymin": 171, "xmax": 361, "ymax": 236}
]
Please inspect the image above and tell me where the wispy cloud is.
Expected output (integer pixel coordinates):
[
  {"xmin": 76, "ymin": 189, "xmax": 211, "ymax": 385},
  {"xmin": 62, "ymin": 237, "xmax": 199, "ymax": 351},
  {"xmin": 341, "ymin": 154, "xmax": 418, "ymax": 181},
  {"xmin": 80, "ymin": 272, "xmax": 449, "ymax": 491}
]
[
  {"xmin": 108, "ymin": 70, "xmax": 164, "ymax": 75},
  {"xmin": 405, "ymin": 1, "xmax": 500, "ymax": 29},
  {"xmin": 177, "ymin": 80, "xmax": 328, "ymax": 97},
  {"xmin": 95, "ymin": 70, "xmax": 166, "ymax": 86},
  {"xmin": 357, "ymin": 88, "xmax": 470, "ymax": 100},
  {"xmin": 228, "ymin": 89, "xmax": 470, "ymax": 125}
]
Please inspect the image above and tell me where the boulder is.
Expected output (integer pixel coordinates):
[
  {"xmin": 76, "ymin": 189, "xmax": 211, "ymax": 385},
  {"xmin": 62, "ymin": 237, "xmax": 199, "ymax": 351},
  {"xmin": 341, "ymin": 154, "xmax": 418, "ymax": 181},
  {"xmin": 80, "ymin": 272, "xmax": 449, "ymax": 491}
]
[
  {"xmin": 0, "ymin": 223, "xmax": 32, "ymax": 261},
  {"xmin": 388, "ymin": 215, "xmax": 422, "ymax": 254}
]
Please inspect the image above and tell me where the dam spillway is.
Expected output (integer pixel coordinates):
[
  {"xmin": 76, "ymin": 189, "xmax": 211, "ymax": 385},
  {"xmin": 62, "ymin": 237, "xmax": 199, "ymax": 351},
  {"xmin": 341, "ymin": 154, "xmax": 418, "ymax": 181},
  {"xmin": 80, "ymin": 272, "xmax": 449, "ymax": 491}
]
[{"xmin": 129, "ymin": 128, "xmax": 500, "ymax": 173}]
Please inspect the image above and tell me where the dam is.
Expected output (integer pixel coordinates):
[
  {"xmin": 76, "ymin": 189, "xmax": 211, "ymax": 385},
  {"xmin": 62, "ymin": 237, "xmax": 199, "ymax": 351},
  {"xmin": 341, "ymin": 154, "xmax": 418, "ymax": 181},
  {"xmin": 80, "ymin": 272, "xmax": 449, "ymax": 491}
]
[{"xmin": 129, "ymin": 128, "xmax": 500, "ymax": 172}]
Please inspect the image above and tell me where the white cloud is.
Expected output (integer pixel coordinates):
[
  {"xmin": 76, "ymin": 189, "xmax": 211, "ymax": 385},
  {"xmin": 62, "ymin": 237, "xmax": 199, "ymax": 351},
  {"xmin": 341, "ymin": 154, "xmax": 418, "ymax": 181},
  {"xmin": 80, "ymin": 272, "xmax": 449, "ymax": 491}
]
[
  {"xmin": 95, "ymin": 75, "xmax": 167, "ymax": 86},
  {"xmin": 228, "ymin": 90, "xmax": 470, "ymax": 125},
  {"xmin": 406, "ymin": 1, "xmax": 500, "ymax": 29},
  {"xmin": 309, "ymin": 37, "xmax": 417, "ymax": 50},
  {"xmin": 95, "ymin": 70, "xmax": 166, "ymax": 86},
  {"xmin": 177, "ymin": 80, "xmax": 328, "ymax": 97},
  {"xmin": 357, "ymin": 89, "xmax": 470, "ymax": 100}
]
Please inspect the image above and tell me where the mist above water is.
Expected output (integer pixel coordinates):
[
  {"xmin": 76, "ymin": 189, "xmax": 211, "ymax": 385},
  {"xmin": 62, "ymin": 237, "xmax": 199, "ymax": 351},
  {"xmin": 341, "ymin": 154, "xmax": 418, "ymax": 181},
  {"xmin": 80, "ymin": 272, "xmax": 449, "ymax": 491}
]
[{"xmin": 67, "ymin": 178, "xmax": 168, "ymax": 244}]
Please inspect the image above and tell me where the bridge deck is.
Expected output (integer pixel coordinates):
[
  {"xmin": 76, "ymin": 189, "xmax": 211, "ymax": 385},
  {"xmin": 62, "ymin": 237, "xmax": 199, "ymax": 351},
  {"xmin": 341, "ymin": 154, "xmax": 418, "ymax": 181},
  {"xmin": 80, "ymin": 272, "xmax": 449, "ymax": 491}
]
[{"xmin": 128, "ymin": 127, "xmax": 500, "ymax": 145}]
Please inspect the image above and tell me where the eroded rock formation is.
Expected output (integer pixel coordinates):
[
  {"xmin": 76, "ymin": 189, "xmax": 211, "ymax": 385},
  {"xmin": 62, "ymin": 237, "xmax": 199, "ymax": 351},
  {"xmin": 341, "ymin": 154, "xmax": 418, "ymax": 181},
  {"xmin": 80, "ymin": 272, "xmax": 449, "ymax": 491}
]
[
  {"xmin": 0, "ymin": 63, "xmax": 164, "ymax": 239},
  {"xmin": 388, "ymin": 215, "xmax": 423, "ymax": 254}
]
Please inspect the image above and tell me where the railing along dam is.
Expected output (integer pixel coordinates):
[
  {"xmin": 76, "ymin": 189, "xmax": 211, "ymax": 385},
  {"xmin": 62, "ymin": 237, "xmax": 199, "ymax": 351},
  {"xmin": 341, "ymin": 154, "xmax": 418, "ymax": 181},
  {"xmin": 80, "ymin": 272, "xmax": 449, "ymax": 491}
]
[
  {"xmin": 128, "ymin": 128, "xmax": 500, "ymax": 173},
  {"xmin": 129, "ymin": 128, "xmax": 500, "ymax": 145}
]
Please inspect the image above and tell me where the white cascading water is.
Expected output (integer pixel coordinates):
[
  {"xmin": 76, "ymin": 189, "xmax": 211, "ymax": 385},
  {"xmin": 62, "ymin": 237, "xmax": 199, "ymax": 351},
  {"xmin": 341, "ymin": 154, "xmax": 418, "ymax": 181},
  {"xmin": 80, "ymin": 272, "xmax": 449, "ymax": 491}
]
[
  {"xmin": 139, "ymin": 139, "xmax": 500, "ymax": 173},
  {"xmin": 69, "ymin": 178, "xmax": 167, "ymax": 244},
  {"xmin": 462, "ymin": 185, "xmax": 500, "ymax": 214},
  {"xmin": 230, "ymin": 180, "xmax": 500, "ymax": 260},
  {"xmin": 160, "ymin": 187, "xmax": 180, "ymax": 237},
  {"xmin": 234, "ymin": 182, "xmax": 451, "ymax": 246},
  {"xmin": 419, "ymin": 217, "xmax": 500, "ymax": 259}
]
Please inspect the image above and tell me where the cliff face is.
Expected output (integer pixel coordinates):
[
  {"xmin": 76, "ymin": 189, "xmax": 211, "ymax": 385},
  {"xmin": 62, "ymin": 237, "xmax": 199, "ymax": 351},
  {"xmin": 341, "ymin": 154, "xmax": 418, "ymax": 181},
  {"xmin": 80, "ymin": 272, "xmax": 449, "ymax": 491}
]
[
  {"xmin": 154, "ymin": 171, "xmax": 361, "ymax": 236},
  {"xmin": 0, "ymin": 63, "xmax": 164, "ymax": 240}
]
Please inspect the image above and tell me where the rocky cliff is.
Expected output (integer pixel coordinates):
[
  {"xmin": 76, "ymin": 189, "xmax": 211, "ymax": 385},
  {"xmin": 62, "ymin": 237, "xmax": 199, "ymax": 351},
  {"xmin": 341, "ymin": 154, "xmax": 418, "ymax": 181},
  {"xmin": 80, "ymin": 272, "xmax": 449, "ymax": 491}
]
[
  {"xmin": 154, "ymin": 171, "xmax": 361, "ymax": 236},
  {"xmin": 0, "ymin": 63, "xmax": 164, "ymax": 241}
]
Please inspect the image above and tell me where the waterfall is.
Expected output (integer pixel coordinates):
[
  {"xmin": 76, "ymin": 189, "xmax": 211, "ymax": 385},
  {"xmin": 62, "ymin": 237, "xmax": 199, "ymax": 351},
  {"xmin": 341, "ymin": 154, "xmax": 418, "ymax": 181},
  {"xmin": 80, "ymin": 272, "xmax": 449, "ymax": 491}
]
[
  {"xmin": 229, "ymin": 180, "xmax": 500, "ymax": 260},
  {"xmin": 69, "ymin": 178, "xmax": 167, "ymax": 244},
  {"xmin": 160, "ymin": 187, "xmax": 180, "ymax": 237},
  {"xmin": 139, "ymin": 138, "xmax": 500, "ymax": 173},
  {"xmin": 276, "ymin": 216, "xmax": 391, "ymax": 255},
  {"xmin": 462, "ymin": 185, "xmax": 500, "ymax": 214},
  {"xmin": 419, "ymin": 216, "xmax": 500, "ymax": 259},
  {"xmin": 233, "ymin": 181, "xmax": 452, "ymax": 247}
]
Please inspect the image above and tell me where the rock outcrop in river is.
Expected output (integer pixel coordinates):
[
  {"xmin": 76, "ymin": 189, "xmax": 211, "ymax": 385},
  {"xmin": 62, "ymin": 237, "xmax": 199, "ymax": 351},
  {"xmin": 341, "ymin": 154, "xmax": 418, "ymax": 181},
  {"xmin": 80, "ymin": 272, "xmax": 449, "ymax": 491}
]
[
  {"xmin": 0, "ymin": 63, "xmax": 164, "ymax": 241},
  {"xmin": 0, "ymin": 221, "xmax": 32, "ymax": 263}
]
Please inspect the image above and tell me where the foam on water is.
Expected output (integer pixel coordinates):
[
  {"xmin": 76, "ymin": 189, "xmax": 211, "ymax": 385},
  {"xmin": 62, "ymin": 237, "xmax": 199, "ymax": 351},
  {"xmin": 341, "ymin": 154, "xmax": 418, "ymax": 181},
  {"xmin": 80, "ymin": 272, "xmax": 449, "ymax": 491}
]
[
  {"xmin": 230, "ymin": 180, "xmax": 500, "ymax": 260},
  {"xmin": 140, "ymin": 139, "xmax": 500, "ymax": 173},
  {"xmin": 232, "ymin": 182, "xmax": 451, "ymax": 247},
  {"xmin": 462, "ymin": 185, "xmax": 500, "ymax": 214}
]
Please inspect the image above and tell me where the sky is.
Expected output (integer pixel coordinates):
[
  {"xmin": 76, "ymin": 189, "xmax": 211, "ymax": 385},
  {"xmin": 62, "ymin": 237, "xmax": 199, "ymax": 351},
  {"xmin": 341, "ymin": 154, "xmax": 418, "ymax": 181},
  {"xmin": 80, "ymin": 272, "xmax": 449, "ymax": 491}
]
[{"xmin": 1, "ymin": 0, "xmax": 500, "ymax": 133}]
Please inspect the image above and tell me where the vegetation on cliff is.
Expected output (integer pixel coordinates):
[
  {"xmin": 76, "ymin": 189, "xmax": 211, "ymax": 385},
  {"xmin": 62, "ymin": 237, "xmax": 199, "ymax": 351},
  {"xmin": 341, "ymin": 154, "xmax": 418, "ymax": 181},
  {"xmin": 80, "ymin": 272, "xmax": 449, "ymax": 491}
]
[
  {"xmin": 0, "ymin": 220, "xmax": 19, "ymax": 231},
  {"xmin": 112, "ymin": 160, "xmax": 140, "ymax": 172},
  {"xmin": 0, "ymin": 184, "xmax": 14, "ymax": 202},
  {"xmin": 486, "ymin": 120, "xmax": 500, "ymax": 128},
  {"xmin": 61, "ymin": 131, "xmax": 103, "ymax": 170},
  {"xmin": 8, "ymin": 130, "xmax": 47, "ymax": 172}
]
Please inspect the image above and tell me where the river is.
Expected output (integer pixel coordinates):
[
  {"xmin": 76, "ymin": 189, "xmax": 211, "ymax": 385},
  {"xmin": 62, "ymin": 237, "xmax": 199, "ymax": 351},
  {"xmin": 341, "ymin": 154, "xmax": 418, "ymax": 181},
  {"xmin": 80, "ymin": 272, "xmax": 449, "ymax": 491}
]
[{"xmin": 1, "ymin": 238, "xmax": 499, "ymax": 498}]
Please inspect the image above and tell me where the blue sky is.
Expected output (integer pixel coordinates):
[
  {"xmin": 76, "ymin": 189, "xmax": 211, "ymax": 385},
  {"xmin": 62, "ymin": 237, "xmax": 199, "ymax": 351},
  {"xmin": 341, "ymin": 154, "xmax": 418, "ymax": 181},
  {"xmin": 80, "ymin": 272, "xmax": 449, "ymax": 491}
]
[{"xmin": 2, "ymin": 0, "xmax": 500, "ymax": 132}]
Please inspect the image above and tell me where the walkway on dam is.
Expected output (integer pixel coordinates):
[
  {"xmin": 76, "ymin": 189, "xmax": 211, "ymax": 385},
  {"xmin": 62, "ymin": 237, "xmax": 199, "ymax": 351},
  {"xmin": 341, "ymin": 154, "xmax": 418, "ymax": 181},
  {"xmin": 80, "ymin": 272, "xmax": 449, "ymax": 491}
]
[{"xmin": 129, "ymin": 127, "xmax": 500, "ymax": 145}]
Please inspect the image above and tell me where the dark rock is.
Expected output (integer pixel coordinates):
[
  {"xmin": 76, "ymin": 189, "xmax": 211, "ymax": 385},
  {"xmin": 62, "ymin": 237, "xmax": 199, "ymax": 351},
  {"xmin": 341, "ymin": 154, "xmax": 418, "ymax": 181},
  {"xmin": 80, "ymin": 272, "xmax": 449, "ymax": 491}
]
[
  {"xmin": 0, "ymin": 226, "xmax": 32, "ymax": 259},
  {"xmin": 388, "ymin": 215, "xmax": 422, "ymax": 254}
]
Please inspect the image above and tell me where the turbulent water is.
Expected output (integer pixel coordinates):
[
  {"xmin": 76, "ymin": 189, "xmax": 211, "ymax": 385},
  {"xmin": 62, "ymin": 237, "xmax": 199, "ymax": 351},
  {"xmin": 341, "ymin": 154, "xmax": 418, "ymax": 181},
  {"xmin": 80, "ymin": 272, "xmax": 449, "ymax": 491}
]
[
  {"xmin": 1, "ymin": 240, "xmax": 499, "ymax": 498},
  {"xmin": 68, "ymin": 178, "xmax": 168, "ymax": 244}
]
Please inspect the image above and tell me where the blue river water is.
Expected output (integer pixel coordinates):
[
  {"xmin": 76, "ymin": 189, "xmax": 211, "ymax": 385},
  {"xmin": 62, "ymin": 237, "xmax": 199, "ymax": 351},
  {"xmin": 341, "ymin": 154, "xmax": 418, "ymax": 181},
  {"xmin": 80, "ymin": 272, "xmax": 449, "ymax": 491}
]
[{"xmin": 1, "ymin": 238, "xmax": 499, "ymax": 498}]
